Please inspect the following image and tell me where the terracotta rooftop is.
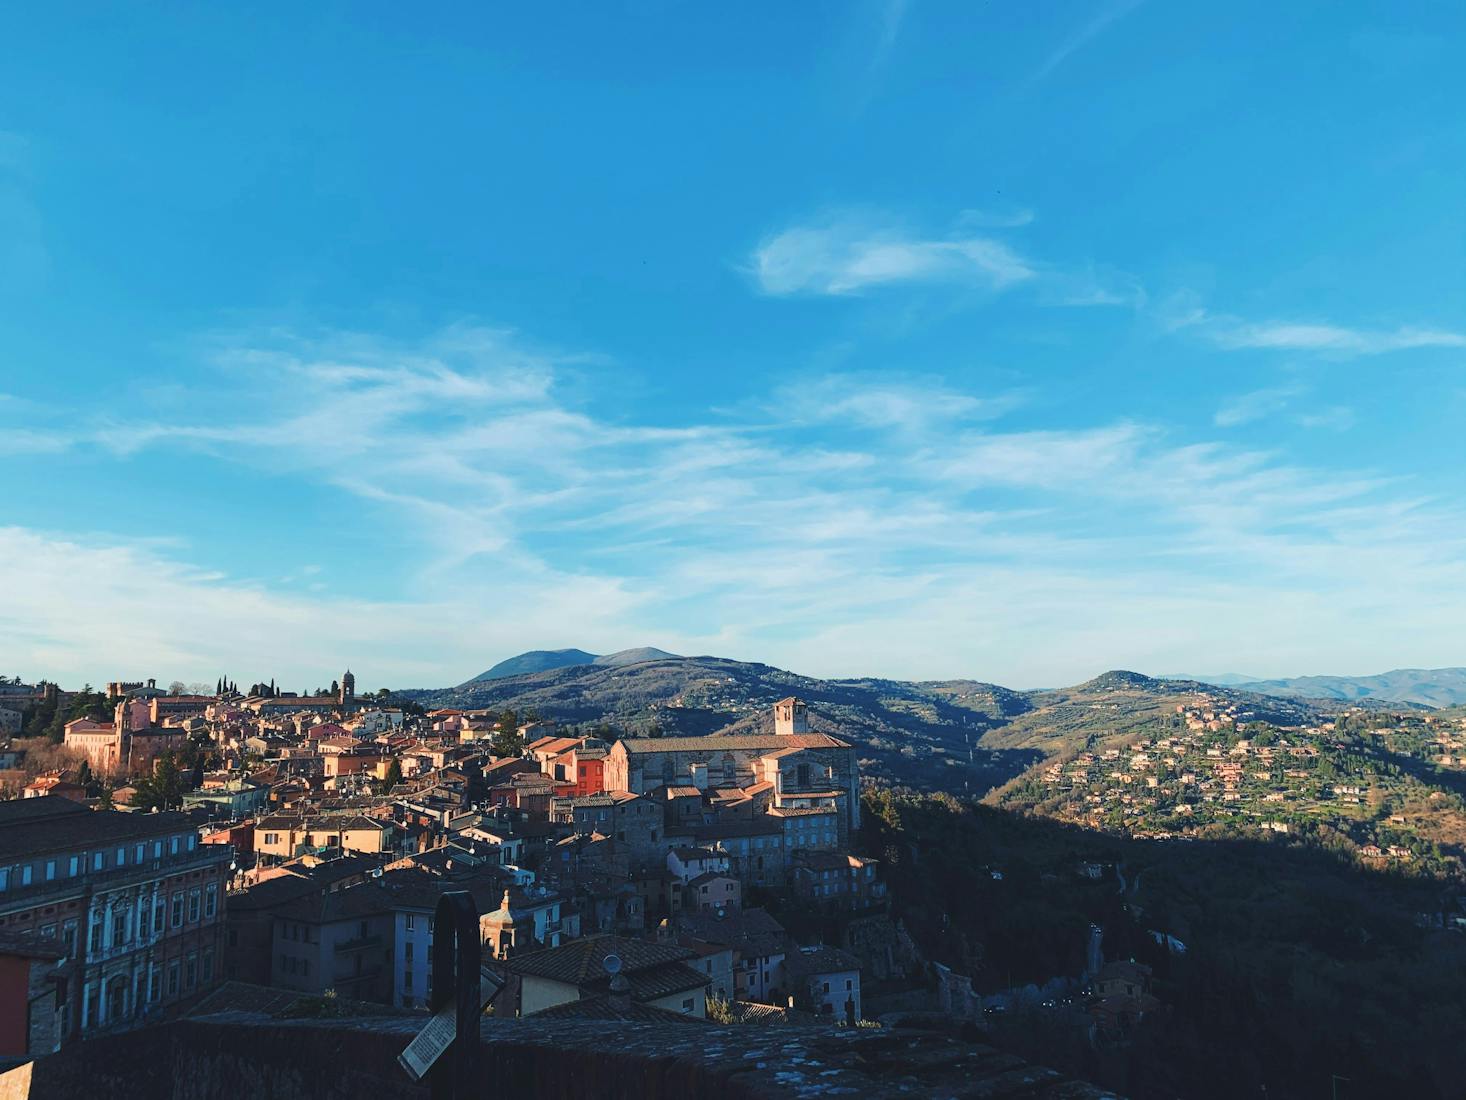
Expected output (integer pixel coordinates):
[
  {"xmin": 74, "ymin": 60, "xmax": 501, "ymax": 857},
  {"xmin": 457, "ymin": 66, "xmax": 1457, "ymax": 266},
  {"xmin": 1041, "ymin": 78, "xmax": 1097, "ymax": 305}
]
[
  {"xmin": 616, "ymin": 732, "xmax": 849, "ymax": 753},
  {"xmin": 504, "ymin": 934, "xmax": 695, "ymax": 987}
]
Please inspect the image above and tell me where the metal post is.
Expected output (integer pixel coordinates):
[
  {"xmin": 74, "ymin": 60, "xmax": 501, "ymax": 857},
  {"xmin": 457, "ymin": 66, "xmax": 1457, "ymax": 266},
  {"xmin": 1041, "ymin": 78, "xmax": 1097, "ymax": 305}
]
[{"xmin": 430, "ymin": 890, "xmax": 482, "ymax": 1100}]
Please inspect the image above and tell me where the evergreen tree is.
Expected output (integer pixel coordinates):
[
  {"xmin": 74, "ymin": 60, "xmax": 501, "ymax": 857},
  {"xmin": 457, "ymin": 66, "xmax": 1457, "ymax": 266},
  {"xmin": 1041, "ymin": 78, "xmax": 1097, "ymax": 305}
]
[
  {"xmin": 489, "ymin": 709, "xmax": 523, "ymax": 758},
  {"xmin": 131, "ymin": 752, "xmax": 185, "ymax": 811}
]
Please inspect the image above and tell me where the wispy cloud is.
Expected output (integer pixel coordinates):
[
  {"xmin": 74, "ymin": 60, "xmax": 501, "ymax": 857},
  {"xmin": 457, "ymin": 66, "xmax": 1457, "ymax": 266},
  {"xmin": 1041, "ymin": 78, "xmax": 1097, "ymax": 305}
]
[
  {"xmin": 749, "ymin": 211, "xmax": 1141, "ymax": 307},
  {"xmin": 1213, "ymin": 322, "xmax": 1466, "ymax": 355},
  {"xmin": 1295, "ymin": 406, "xmax": 1357, "ymax": 431},
  {"xmin": 868, "ymin": 0, "xmax": 909, "ymax": 72},
  {"xmin": 751, "ymin": 217, "xmax": 1035, "ymax": 296},
  {"xmin": 1030, "ymin": 0, "xmax": 1148, "ymax": 84},
  {"xmin": 956, "ymin": 207, "xmax": 1036, "ymax": 230},
  {"xmin": 1160, "ymin": 293, "xmax": 1466, "ymax": 358},
  {"xmin": 9, "ymin": 324, "xmax": 1466, "ymax": 686},
  {"xmin": 1214, "ymin": 385, "xmax": 1303, "ymax": 427},
  {"xmin": 772, "ymin": 374, "xmax": 1025, "ymax": 431}
]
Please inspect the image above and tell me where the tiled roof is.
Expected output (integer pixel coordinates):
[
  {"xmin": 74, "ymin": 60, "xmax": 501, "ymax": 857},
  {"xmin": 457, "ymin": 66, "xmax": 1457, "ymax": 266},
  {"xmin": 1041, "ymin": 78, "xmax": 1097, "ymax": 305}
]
[
  {"xmin": 0, "ymin": 799, "xmax": 199, "ymax": 859},
  {"xmin": 532, "ymin": 994, "xmax": 710, "ymax": 1023},
  {"xmin": 786, "ymin": 944, "xmax": 861, "ymax": 978},
  {"xmin": 187, "ymin": 980, "xmax": 414, "ymax": 1020},
  {"xmin": 676, "ymin": 908, "xmax": 787, "ymax": 958},
  {"xmin": 505, "ymin": 934, "xmax": 694, "ymax": 986},
  {"xmin": 617, "ymin": 733, "xmax": 848, "ymax": 753},
  {"xmin": 769, "ymin": 806, "xmax": 839, "ymax": 817},
  {"xmin": 684, "ymin": 871, "xmax": 736, "ymax": 887},
  {"xmin": 793, "ymin": 851, "xmax": 869, "ymax": 872}
]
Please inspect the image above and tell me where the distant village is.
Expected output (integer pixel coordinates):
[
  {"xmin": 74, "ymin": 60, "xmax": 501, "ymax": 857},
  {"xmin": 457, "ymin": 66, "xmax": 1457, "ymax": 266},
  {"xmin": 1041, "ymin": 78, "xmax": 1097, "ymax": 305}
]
[
  {"xmin": 1018, "ymin": 695, "xmax": 1466, "ymax": 878},
  {"xmin": 0, "ymin": 673, "xmax": 896, "ymax": 1061}
]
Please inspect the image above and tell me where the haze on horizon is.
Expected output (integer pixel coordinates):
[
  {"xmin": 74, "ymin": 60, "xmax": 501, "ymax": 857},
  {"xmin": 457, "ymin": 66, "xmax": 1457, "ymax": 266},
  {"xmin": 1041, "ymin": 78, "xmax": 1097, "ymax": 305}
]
[{"xmin": 2, "ymin": 2, "xmax": 1464, "ymax": 690}]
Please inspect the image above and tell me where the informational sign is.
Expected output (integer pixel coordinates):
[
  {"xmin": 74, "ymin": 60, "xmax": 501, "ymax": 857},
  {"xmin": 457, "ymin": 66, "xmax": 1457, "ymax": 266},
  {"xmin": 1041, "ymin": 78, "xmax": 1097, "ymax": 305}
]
[{"xmin": 398, "ymin": 974, "xmax": 499, "ymax": 1081}]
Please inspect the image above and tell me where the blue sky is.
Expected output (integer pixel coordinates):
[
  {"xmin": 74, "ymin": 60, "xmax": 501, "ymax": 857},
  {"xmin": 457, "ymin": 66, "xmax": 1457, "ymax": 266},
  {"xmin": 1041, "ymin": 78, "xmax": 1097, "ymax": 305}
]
[{"xmin": 2, "ymin": 1, "xmax": 1464, "ymax": 689}]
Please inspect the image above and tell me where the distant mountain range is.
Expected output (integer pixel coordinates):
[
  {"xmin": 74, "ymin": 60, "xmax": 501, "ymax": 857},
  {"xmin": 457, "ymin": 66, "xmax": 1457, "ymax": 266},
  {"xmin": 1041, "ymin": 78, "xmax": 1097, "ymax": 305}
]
[
  {"xmin": 462, "ymin": 647, "xmax": 682, "ymax": 684},
  {"xmin": 1194, "ymin": 667, "xmax": 1466, "ymax": 709}
]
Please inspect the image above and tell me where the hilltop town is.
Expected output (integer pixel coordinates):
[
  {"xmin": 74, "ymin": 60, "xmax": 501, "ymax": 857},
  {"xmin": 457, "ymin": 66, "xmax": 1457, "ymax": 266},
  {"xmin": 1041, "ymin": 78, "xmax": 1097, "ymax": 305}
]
[
  {"xmin": 6, "ymin": 662, "xmax": 1466, "ymax": 1100},
  {"xmin": 0, "ymin": 672, "xmax": 900, "ymax": 1060}
]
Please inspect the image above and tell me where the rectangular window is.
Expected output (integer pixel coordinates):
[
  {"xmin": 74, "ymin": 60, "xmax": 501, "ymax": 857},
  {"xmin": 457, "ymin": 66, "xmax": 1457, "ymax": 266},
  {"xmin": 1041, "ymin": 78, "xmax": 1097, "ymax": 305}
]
[
  {"xmin": 45, "ymin": 859, "xmax": 56, "ymax": 881},
  {"xmin": 205, "ymin": 883, "xmax": 218, "ymax": 919},
  {"xmin": 0, "ymin": 868, "xmax": 7, "ymax": 891},
  {"xmin": 167, "ymin": 961, "xmax": 180, "ymax": 996},
  {"xmin": 153, "ymin": 841, "xmax": 162, "ymax": 859},
  {"xmin": 61, "ymin": 919, "xmax": 78, "ymax": 955},
  {"xmin": 69, "ymin": 855, "xmax": 80, "ymax": 877},
  {"xmin": 187, "ymin": 834, "xmax": 196, "ymax": 850},
  {"xmin": 116, "ymin": 847, "xmax": 126, "ymax": 866},
  {"xmin": 405, "ymin": 913, "xmax": 415, "ymax": 930},
  {"xmin": 170, "ymin": 836, "xmax": 180, "ymax": 855},
  {"xmin": 92, "ymin": 852, "xmax": 103, "ymax": 871},
  {"xmin": 188, "ymin": 889, "xmax": 201, "ymax": 923},
  {"xmin": 171, "ymin": 892, "xmax": 184, "ymax": 928},
  {"xmin": 149, "ymin": 965, "xmax": 161, "ymax": 1002},
  {"xmin": 113, "ymin": 912, "xmax": 127, "ymax": 945},
  {"xmin": 135, "ymin": 844, "xmax": 145, "ymax": 863},
  {"xmin": 185, "ymin": 955, "xmax": 197, "ymax": 989},
  {"xmin": 202, "ymin": 949, "xmax": 214, "ymax": 983},
  {"xmin": 20, "ymin": 864, "xmax": 31, "ymax": 886},
  {"xmin": 154, "ymin": 899, "xmax": 166, "ymax": 933},
  {"xmin": 405, "ymin": 942, "xmax": 413, "ymax": 961}
]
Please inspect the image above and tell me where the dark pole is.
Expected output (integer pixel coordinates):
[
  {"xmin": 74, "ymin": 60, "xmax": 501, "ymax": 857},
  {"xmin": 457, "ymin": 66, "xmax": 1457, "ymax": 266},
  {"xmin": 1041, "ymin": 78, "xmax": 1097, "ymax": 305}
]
[{"xmin": 430, "ymin": 890, "xmax": 482, "ymax": 1100}]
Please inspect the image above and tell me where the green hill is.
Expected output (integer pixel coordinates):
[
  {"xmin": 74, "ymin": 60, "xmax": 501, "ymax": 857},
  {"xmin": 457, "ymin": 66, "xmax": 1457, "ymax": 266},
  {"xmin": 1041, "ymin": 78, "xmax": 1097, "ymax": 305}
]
[{"xmin": 404, "ymin": 658, "xmax": 1328, "ymax": 795}]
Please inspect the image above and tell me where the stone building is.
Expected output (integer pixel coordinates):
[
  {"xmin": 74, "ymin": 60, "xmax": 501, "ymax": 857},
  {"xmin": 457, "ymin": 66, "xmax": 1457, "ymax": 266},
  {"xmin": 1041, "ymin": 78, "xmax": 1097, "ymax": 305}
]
[
  {"xmin": 0, "ymin": 798, "xmax": 229, "ymax": 1040},
  {"xmin": 602, "ymin": 700, "xmax": 860, "ymax": 845}
]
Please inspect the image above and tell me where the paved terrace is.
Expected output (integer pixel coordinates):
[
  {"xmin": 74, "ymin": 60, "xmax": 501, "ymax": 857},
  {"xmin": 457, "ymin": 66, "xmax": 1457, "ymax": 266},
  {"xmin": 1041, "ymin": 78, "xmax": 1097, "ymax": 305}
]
[{"xmin": 1, "ymin": 1010, "xmax": 1121, "ymax": 1100}]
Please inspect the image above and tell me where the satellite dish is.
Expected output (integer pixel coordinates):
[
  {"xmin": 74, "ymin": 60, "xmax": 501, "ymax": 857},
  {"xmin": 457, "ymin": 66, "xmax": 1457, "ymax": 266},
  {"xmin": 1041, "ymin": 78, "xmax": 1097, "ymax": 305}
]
[{"xmin": 602, "ymin": 953, "xmax": 623, "ymax": 976}]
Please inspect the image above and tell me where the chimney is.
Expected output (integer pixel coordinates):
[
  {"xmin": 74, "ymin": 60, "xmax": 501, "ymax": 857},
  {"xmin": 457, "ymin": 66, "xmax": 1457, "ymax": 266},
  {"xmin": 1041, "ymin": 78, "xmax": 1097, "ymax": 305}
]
[{"xmin": 607, "ymin": 972, "xmax": 631, "ymax": 1014}]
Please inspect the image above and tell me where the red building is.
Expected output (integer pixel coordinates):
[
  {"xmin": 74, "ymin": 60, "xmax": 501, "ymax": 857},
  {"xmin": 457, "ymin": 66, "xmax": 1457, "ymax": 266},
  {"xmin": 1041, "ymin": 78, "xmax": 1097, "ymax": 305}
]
[
  {"xmin": 556, "ymin": 745, "xmax": 607, "ymax": 797},
  {"xmin": 0, "ymin": 930, "xmax": 67, "ymax": 1058}
]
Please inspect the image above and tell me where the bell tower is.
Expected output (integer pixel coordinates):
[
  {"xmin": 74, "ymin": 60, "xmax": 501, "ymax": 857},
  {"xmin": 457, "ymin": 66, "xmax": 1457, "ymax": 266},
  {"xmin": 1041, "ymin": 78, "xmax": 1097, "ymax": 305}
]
[
  {"xmin": 774, "ymin": 697, "xmax": 808, "ymax": 735},
  {"xmin": 340, "ymin": 669, "xmax": 356, "ymax": 705}
]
